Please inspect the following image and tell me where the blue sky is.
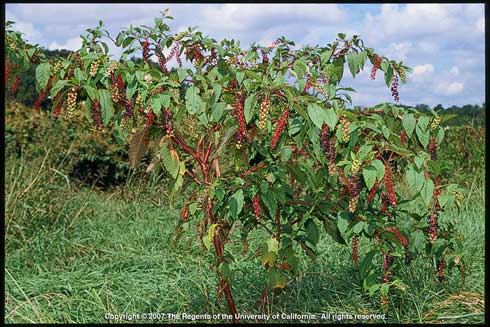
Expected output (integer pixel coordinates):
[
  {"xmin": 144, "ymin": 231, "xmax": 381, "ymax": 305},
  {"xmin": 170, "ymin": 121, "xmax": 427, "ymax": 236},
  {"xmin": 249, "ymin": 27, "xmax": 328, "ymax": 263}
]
[{"xmin": 5, "ymin": 3, "xmax": 485, "ymax": 108}]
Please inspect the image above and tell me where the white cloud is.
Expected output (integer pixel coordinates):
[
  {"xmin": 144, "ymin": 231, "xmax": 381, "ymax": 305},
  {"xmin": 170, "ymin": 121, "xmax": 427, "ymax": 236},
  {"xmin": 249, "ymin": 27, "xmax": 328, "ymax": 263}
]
[
  {"xmin": 363, "ymin": 4, "xmax": 484, "ymax": 45},
  {"xmin": 5, "ymin": 3, "xmax": 484, "ymax": 108},
  {"xmin": 434, "ymin": 81, "xmax": 464, "ymax": 96},
  {"xmin": 476, "ymin": 17, "xmax": 484, "ymax": 33},
  {"xmin": 199, "ymin": 4, "xmax": 346, "ymax": 33},
  {"xmin": 48, "ymin": 37, "xmax": 82, "ymax": 51},
  {"xmin": 382, "ymin": 42, "xmax": 413, "ymax": 61},
  {"xmin": 450, "ymin": 66, "xmax": 460, "ymax": 75},
  {"xmin": 413, "ymin": 64, "xmax": 434, "ymax": 76}
]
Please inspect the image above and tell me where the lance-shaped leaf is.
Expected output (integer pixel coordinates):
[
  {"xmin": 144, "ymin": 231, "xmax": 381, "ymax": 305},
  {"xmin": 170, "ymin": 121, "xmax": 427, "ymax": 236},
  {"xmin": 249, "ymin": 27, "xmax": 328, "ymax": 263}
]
[{"xmin": 129, "ymin": 128, "xmax": 150, "ymax": 169}]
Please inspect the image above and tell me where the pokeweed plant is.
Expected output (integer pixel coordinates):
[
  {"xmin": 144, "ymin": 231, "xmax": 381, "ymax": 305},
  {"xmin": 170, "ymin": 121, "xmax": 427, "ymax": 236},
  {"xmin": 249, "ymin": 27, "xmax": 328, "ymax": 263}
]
[{"xmin": 5, "ymin": 11, "xmax": 467, "ymax": 321}]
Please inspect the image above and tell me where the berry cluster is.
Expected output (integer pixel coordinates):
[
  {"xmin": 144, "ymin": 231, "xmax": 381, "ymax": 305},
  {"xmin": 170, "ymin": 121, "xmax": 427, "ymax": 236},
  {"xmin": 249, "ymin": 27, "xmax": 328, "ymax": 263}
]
[
  {"xmin": 383, "ymin": 253, "xmax": 394, "ymax": 283},
  {"xmin": 437, "ymin": 258, "xmax": 445, "ymax": 282},
  {"xmin": 33, "ymin": 78, "xmax": 53, "ymax": 110},
  {"xmin": 270, "ymin": 109, "xmax": 289, "ymax": 150},
  {"xmin": 310, "ymin": 81, "xmax": 329, "ymax": 99},
  {"xmin": 145, "ymin": 109, "xmax": 155, "ymax": 128},
  {"xmin": 367, "ymin": 181, "xmax": 380, "ymax": 202},
  {"xmin": 351, "ymin": 159, "xmax": 361, "ymax": 175},
  {"xmin": 386, "ymin": 226, "xmax": 409, "ymax": 248},
  {"xmin": 5, "ymin": 60, "xmax": 11, "ymax": 84},
  {"xmin": 104, "ymin": 61, "xmax": 119, "ymax": 77},
  {"xmin": 352, "ymin": 236, "xmax": 359, "ymax": 265},
  {"xmin": 52, "ymin": 93, "xmax": 63, "ymax": 119},
  {"xmin": 234, "ymin": 94, "xmax": 247, "ymax": 149},
  {"xmin": 10, "ymin": 75, "xmax": 20, "ymax": 95},
  {"xmin": 142, "ymin": 39, "xmax": 150, "ymax": 63},
  {"xmin": 258, "ymin": 96, "xmax": 270, "ymax": 130},
  {"xmin": 391, "ymin": 74, "xmax": 399, "ymax": 102},
  {"xmin": 123, "ymin": 99, "xmax": 134, "ymax": 121},
  {"xmin": 320, "ymin": 124, "xmax": 330, "ymax": 154},
  {"xmin": 167, "ymin": 42, "xmax": 180, "ymax": 61},
  {"xmin": 156, "ymin": 44, "xmax": 169, "ymax": 74},
  {"xmin": 398, "ymin": 66, "xmax": 407, "ymax": 83},
  {"xmin": 384, "ymin": 160, "xmax": 397, "ymax": 207},
  {"xmin": 339, "ymin": 116, "xmax": 350, "ymax": 143},
  {"xmin": 370, "ymin": 55, "xmax": 382, "ymax": 80},
  {"xmin": 400, "ymin": 130, "xmax": 407, "ymax": 145},
  {"xmin": 428, "ymin": 137, "xmax": 437, "ymax": 160},
  {"xmin": 91, "ymin": 100, "xmax": 103, "ymax": 129},
  {"xmin": 71, "ymin": 52, "xmax": 83, "ymax": 67},
  {"xmin": 135, "ymin": 94, "xmax": 143, "ymax": 108},
  {"xmin": 348, "ymin": 175, "xmax": 360, "ymax": 213},
  {"xmin": 180, "ymin": 206, "xmax": 189, "ymax": 222},
  {"xmin": 328, "ymin": 137, "xmax": 337, "ymax": 176},
  {"xmin": 89, "ymin": 59, "xmax": 100, "ymax": 77},
  {"xmin": 268, "ymin": 39, "xmax": 280, "ymax": 51},
  {"xmin": 303, "ymin": 80, "xmax": 312, "ymax": 94},
  {"xmin": 453, "ymin": 191, "xmax": 464, "ymax": 208},
  {"xmin": 52, "ymin": 60, "xmax": 63, "ymax": 75},
  {"xmin": 381, "ymin": 193, "xmax": 389, "ymax": 215},
  {"xmin": 185, "ymin": 44, "xmax": 202, "ymax": 64},
  {"xmin": 252, "ymin": 195, "xmax": 261, "ymax": 221},
  {"xmin": 163, "ymin": 109, "xmax": 173, "ymax": 134},
  {"xmin": 65, "ymin": 87, "xmax": 78, "ymax": 119},
  {"xmin": 428, "ymin": 210, "xmax": 438, "ymax": 244},
  {"xmin": 431, "ymin": 116, "xmax": 441, "ymax": 129},
  {"xmin": 260, "ymin": 49, "xmax": 269, "ymax": 65}
]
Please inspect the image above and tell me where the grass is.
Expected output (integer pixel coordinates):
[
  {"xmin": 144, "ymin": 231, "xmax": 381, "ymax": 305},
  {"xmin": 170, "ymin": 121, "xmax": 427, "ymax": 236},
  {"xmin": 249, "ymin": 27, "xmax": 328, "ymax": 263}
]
[{"xmin": 4, "ymin": 114, "xmax": 485, "ymax": 324}]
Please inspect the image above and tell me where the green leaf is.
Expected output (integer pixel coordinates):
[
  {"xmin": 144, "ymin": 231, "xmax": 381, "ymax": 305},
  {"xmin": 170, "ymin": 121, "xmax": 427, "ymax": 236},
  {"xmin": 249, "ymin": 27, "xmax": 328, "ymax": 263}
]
[
  {"xmin": 402, "ymin": 113, "xmax": 416, "ymax": 137},
  {"xmin": 324, "ymin": 108, "xmax": 338, "ymax": 130},
  {"xmin": 236, "ymin": 71, "xmax": 245, "ymax": 85},
  {"xmin": 177, "ymin": 68, "xmax": 187, "ymax": 82},
  {"xmin": 384, "ymin": 65, "xmax": 394, "ymax": 87},
  {"xmin": 435, "ymin": 127, "xmax": 445, "ymax": 145},
  {"xmin": 36, "ymin": 62, "xmax": 51, "ymax": 90},
  {"xmin": 421, "ymin": 179, "xmax": 435, "ymax": 207},
  {"xmin": 307, "ymin": 103, "xmax": 327, "ymax": 129},
  {"xmin": 185, "ymin": 86, "xmax": 203, "ymax": 115},
  {"xmin": 406, "ymin": 167, "xmax": 425, "ymax": 193},
  {"xmin": 219, "ymin": 262, "xmax": 232, "ymax": 281},
  {"xmin": 74, "ymin": 67, "xmax": 85, "ymax": 82},
  {"xmin": 320, "ymin": 49, "xmax": 333, "ymax": 66},
  {"xmin": 410, "ymin": 230, "xmax": 426, "ymax": 253},
  {"xmin": 244, "ymin": 94, "xmax": 257, "ymax": 124},
  {"xmin": 98, "ymin": 89, "xmax": 114, "ymax": 125},
  {"xmin": 304, "ymin": 218, "xmax": 320, "ymax": 245},
  {"xmin": 414, "ymin": 154, "xmax": 427, "ymax": 169},
  {"xmin": 151, "ymin": 96, "xmax": 162, "ymax": 115},
  {"xmin": 160, "ymin": 142, "xmax": 180, "ymax": 179},
  {"xmin": 323, "ymin": 219, "xmax": 346, "ymax": 245},
  {"xmin": 211, "ymin": 102, "xmax": 226, "ymax": 122},
  {"xmin": 229, "ymin": 189, "xmax": 244, "ymax": 218},
  {"xmin": 203, "ymin": 224, "xmax": 218, "ymax": 251},
  {"xmin": 293, "ymin": 58, "xmax": 307, "ymax": 78},
  {"xmin": 418, "ymin": 116, "xmax": 431, "ymax": 131},
  {"xmin": 50, "ymin": 80, "xmax": 69, "ymax": 98},
  {"xmin": 347, "ymin": 52, "xmax": 359, "ymax": 78},
  {"xmin": 370, "ymin": 159, "xmax": 385, "ymax": 180},
  {"xmin": 362, "ymin": 166, "xmax": 377, "ymax": 190},
  {"xmin": 83, "ymin": 85, "xmax": 97, "ymax": 101},
  {"xmin": 122, "ymin": 36, "xmax": 135, "ymax": 48},
  {"xmin": 360, "ymin": 251, "xmax": 376, "ymax": 278},
  {"xmin": 266, "ymin": 269, "xmax": 288, "ymax": 289},
  {"xmin": 416, "ymin": 125, "xmax": 430, "ymax": 148},
  {"xmin": 161, "ymin": 93, "xmax": 171, "ymax": 108},
  {"xmin": 353, "ymin": 221, "xmax": 365, "ymax": 234}
]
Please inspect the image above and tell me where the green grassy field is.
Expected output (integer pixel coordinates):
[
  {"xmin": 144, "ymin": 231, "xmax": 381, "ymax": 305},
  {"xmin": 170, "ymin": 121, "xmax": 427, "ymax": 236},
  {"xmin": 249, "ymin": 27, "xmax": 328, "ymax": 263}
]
[{"xmin": 4, "ymin": 142, "xmax": 485, "ymax": 324}]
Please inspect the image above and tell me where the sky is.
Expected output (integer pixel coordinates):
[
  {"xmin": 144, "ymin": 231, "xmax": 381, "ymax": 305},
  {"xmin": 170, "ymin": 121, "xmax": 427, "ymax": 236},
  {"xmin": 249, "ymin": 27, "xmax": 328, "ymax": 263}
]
[{"xmin": 5, "ymin": 3, "xmax": 486, "ymax": 108}]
